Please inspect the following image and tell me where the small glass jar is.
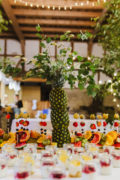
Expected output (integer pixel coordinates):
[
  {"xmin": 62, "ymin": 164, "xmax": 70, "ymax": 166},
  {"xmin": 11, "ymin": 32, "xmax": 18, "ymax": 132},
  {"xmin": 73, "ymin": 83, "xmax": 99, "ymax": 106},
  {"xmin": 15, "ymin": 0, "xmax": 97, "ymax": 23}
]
[
  {"xmin": 99, "ymin": 153, "xmax": 112, "ymax": 175},
  {"xmin": 103, "ymin": 146, "xmax": 114, "ymax": 154},
  {"xmin": 24, "ymin": 143, "xmax": 37, "ymax": 159},
  {"xmin": 87, "ymin": 143, "xmax": 99, "ymax": 153},
  {"xmin": 14, "ymin": 160, "xmax": 31, "ymax": 180},
  {"xmin": 80, "ymin": 152, "xmax": 93, "ymax": 163},
  {"xmin": 68, "ymin": 155, "xmax": 82, "ymax": 178},
  {"xmin": 45, "ymin": 145, "xmax": 57, "ymax": 154},
  {"xmin": 2, "ymin": 143, "xmax": 15, "ymax": 154},
  {"xmin": 112, "ymin": 150, "xmax": 120, "ymax": 168},
  {"xmin": 41, "ymin": 150, "xmax": 54, "ymax": 159},
  {"xmin": 73, "ymin": 147, "xmax": 84, "ymax": 155},
  {"xmin": 0, "ymin": 157, "xmax": 7, "ymax": 178},
  {"xmin": 82, "ymin": 162, "xmax": 97, "ymax": 180},
  {"xmin": 40, "ymin": 158, "xmax": 56, "ymax": 178},
  {"xmin": 63, "ymin": 144, "xmax": 74, "ymax": 154},
  {"xmin": 49, "ymin": 167, "xmax": 67, "ymax": 180}
]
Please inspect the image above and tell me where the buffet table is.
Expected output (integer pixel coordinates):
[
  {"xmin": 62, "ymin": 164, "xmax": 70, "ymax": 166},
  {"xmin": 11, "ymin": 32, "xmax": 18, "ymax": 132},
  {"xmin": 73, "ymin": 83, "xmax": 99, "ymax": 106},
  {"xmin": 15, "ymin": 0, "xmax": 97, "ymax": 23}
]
[
  {"xmin": 0, "ymin": 165, "xmax": 119, "ymax": 180},
  {"xmin": 11, "ymin": 115, "xmax": 119, "ymax": 134}
]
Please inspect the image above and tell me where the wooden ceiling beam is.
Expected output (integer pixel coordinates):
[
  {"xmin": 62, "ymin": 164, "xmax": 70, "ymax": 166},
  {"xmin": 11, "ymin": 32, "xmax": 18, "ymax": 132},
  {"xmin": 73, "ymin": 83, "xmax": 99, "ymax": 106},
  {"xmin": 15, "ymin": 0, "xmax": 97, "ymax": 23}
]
[
  {"xmin": 13, "ymin": 9, "xmax": 102, "ymax": 18},
  {"xmin": 18, "ymin": 18, "xmax": 95, "ymax": 27},
  {"xmin": 10, "ymin": 0, "xmax": 103, "ymax": 10},
  {"xmin": 21, "ymin": 26, "xmax": 93, "ymax": 33},
  {"xmin": 1, "ymin": 0, "xmax": 24, "ymax": 41},
  {"xmin": 14, "ymin": 77, "xmax": 46, "ymax": 83}
]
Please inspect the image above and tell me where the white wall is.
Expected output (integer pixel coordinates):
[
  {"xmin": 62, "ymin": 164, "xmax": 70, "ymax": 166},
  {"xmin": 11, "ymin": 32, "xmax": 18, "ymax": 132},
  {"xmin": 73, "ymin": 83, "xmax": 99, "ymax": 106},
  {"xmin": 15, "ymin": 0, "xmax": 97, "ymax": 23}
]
[{"xmin": 0, "ymin": 38, "xmax": 106, "ymax": 87}]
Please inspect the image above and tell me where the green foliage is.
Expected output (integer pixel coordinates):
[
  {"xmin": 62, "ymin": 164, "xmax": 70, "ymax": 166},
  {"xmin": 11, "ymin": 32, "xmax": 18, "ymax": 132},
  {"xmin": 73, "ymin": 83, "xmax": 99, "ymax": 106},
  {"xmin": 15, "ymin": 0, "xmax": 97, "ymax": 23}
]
[
  {"xmin": 0, "ymin": 1, "xmax": 9, "ymax": 33},
  {"xmin": 26, "ymin": 26, "xmax": 96, "ymax": 91},
  {"xmin": 92, "ymin": 0, "xmax": 120, "ymax": 101}
]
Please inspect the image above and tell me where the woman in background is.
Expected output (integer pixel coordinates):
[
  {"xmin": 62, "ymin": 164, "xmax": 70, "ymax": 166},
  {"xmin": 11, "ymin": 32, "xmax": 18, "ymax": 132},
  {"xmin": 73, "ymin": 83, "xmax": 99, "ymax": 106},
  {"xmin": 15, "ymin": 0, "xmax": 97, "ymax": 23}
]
[{"xmin": 14, "ymin": 94, "xmax": 23, "ymax": 115}]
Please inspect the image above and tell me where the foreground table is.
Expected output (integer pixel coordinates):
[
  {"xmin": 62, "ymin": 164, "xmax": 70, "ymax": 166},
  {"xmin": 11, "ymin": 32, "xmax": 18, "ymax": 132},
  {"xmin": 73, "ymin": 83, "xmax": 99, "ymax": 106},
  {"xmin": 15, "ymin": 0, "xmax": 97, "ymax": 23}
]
[{"xmin": 0, "ymin": 167, "xmax": 118, "ymax": 180}]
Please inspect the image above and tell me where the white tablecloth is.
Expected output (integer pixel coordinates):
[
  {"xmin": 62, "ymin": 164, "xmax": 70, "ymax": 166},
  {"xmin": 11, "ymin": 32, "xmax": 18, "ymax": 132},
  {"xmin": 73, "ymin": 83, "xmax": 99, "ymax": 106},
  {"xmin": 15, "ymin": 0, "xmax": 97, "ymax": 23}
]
[
  {"xmin": 11, "ymin": 115, "xmax": 119, "ymax": 134},
  {"xmin": 0, "ymin": 166, "xmax": 119, "ymax": 180}
]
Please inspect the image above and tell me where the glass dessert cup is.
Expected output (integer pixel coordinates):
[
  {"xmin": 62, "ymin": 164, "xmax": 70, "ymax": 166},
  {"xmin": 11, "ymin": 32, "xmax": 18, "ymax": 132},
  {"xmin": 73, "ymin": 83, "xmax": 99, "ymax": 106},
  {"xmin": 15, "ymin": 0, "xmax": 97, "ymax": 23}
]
[
  {"xmin": 14, "ymin": 160, "xmax": 31, "ymax": 180},
  {"xmin": 49, "ymin": 167, "xmax": 67, "ymax": 180},
  {"xmin": 45, "ymin": 145, "xmax": 57, "ymax": 154},
  {"xmin": 82, "ymin": 163, "xmax": 97, "ymax": 180},
  {"xmin": 103, "ymin": 146, "xmax": 114, "ymax": 154},
  {"xmin": 73, "ymin": 147, "xmax": 84, "ymax": 155},
  {"xmin": 99, "ymin": 153, "xmax": 112, "ymax": 175},
  {"xmin": 112, "ymin": 150, "xmax": 120, "ymax": 168},
  {"xmin": 24, "ymin": 144, "xmax": 37, "ymax": 159},
  {"xmin": 68, "ymin": 155, "xmax": 82, "ymax": 178},
  {"xmin": 0, "ymin": 157, "xmax": 7, "ymax": 178},
  {"xmin": 4, "ymin": 149, "xmax": 18, "ymax": 167},
  {"xmin": 24, "ymin": 143, "xmax": 37, "ymax": 153},
  {"xmin": 2, "ymin": 143, "xmax": 15, "ymax": 154},
  {"xmin": 41, "ymin": 150, "xmax": 53, "ymax": 159},
  {"xmin": 89, "ymin": 151, "xmax": 99, "ymax": 163},
  {"xmin": 80, "ymin": 152, "xmax": 93, "ymax": 163},
  {"xmin": 63, "ymin": 144, "xmax": 74, "ymax": 154},
  {"xmin": 40, "ymin": 158, "xmax": 56, "ymax": 178},
  {"xmin": 88, "ymin": 144, "xmax": 99, "ymax": 153}
]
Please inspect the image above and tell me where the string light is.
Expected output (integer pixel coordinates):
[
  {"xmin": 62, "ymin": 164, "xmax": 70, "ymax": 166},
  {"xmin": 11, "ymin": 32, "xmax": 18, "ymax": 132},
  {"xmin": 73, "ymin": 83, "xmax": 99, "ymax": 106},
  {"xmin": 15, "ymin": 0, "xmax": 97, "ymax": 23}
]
[
  {"xmin": 113, "ymin": 93, "xmax": 116, "ymax": 96},
  {"xmin": 75, "ymin": 2, "xmax": 78, "ymax": 6},
  {"xmin": 30, "ymin": 3, "xmax": 33, "ymax": 7},
  {"xmin": 58, "ymin": 6, "xmax": 61, "ymax": 10},
  {"xmin": 64, "ymin": 6, "xmax": 67, "ymax": 10},
  {"xmin": 117, "ymin": 104, "xmax": 120, "ymax": 108},
  {"xmin": 80, "ymin": 2, "xmax": 84, "ymax": 6},
  {"xmin": 36, "ymin": 4, "xmax": 39, "ymax": 8},
  {"xmin": 99, "ymin": 80, "xmax": 102, "ymax": 85},
  {"xmin": 113, "ymin": 98, "xmax": 117, "ymax": 102},
  {"xmin": 47, "ymin": 5, "xmax": 50, "ymax": 9},
  {"xmin": 108, "ymin": 79, "xmax": 112, "ymax": 83},
  {"xmin": 52, "ymin": 6, "xmax": 55, "ymax": 10},
  {"xmin": 86, "ymin": 1, "xmax": 89, "ymax": 5},
  {"xmin": 14, "ymin": 0, "xmax": 105, "ymax": 11}
]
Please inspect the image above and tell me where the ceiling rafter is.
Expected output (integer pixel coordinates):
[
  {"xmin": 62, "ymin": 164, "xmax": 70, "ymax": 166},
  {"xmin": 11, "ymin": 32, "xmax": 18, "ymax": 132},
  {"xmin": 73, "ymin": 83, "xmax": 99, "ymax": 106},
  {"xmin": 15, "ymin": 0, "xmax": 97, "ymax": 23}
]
[
  {"xmin": 20, "ymin": 26, "xmax": 93, "ymax": 33},
  {"xmin": 9, "ymin": 0, "xmax": 103, "ymax": 10},
  {"xmin": 1, "ymin": 0, "xmax": 25, "ymax": 54},
  {"xmin": 18, "ymin": 18, "xmax": 96, "ymax": 27},
  {"xmin": 13, "ymin": 9, "xmax": 102, "ymax": 18}
]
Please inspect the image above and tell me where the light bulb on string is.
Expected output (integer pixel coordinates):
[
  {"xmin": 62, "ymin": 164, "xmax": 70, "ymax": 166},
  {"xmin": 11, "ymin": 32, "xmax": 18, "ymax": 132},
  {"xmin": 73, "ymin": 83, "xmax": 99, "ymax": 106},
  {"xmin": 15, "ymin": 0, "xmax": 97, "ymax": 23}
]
[
  {"xmin": 52, "ymin": 6, "xmax": 55, "ymax": 10},
  {"xmin": 36, "ymin": 4, "xmax": 39, "ymax": 8},
  {"xmin": 75, "ymin": 2, "xmax": 78, "ymax": 6},
  {"xmin": 108, "ymin": 79, "xmax": 112, "ymax": 83},
  {"xmin": 58, "ymin": 6, "xmax": 61, "ymax": 10},
  {"xmin": 64, "ymin": 6, "xmax": 67, "ymax": 10},
  {"xmin": 113, "ymin": 98, "xmax": 117, "ymax": 102},
  {"xmin": 98, "ymin": 80, "xmax": 102, "ymax": 85},
  {"xmin": 30, "ymin": 3, "xmax": 33, "ymax": 7},
  {"xmin": 117, "ymin": 104, "xmax": 120, "ymax": 108},
  {"xmin": 86, "ymin": 0, "xmax": 89, "ymax": 5},
  {"xmin": 80, "ymin": 2, "xmax": 84, "ymax": 6},
  {"xmin": 42, "ymin": 4, "xmax": 44, "ymax": 8},
  {"xmin": 113, "ymin": 93, "xmax": 116, "ymax": 96},
  {"xmin": 47, "ymin": 5, "xmax": 50, "ymax": 9}
]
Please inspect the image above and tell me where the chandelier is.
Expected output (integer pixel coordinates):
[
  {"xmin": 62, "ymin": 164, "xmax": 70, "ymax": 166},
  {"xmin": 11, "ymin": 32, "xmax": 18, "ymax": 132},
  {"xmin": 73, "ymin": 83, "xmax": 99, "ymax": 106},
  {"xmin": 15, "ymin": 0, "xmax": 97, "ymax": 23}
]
[{"xmin": 14, "ymin": 0, "xmax": 106, "ymax": 11}]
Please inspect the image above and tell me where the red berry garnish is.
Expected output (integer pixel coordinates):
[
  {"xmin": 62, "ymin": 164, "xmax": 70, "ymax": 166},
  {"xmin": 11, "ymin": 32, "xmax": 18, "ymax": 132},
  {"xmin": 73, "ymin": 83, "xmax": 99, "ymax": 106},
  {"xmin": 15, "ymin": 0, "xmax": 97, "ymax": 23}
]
[{"xmin": 73, "ymin": 122, "xmax": 78, "ymax": 127}]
